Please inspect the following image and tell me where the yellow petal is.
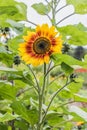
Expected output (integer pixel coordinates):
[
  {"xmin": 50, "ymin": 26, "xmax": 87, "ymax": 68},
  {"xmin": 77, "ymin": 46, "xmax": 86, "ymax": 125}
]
[{"xmin": 44, "ymin": 55, "xmax": 50, "ymax": 63}]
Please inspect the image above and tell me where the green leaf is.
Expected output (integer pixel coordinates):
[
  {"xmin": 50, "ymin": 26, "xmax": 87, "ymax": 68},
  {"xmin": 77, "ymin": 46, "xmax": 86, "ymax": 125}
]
[
  {"xmin": 0, "ymin": 124, "xmax": 8, "ymax": 130},
  {"xmin": 32, "ymin": 2, "xmax": 51, "ymax": 15},
  {"xmin": 0, "ymin": 82, "xmax": 16, "ymax": 100},
  {"xmin": 69, "ymin": 105, "xmax": 87, "ymax": 121},
  {"xmin": 66, "ymin": 0, "xmax": 87, "ymax": 14},
  {"xmin": 6, "ymin": 19, "xmax": 24, "ymax": 33},
  {"xmin": 67, "ymin": 80, "xmax": 83, "ymax": 93},
  {"xmin": 11, "ymin": 101, "xmax": 30, "ymax": 122},
  {"xmin": 0, "ymin": 100, "xmax": 12, "ymax": 112},
  {"xmin": 15, "ymin": 120, "xmax": 29, "ymax": 130},
  {"xmin": 75, "ymin": 23, "xmax": 87, "ymax": 31},
  {"xmin": 51, "ymin": 54, "xmax": 87, "ymax": 67},
  {"xmin": 8, "ymin": 34, "xmax": 23, "ymax": 53},
  {"xmin": 58, "ymin": 24, "xmax": 87, "ymax": 45},
  {"xmin": 0, "ymin": 0, "xmax": 27, "ymax": 27},
  {"xmin": 0, "ymin": 113, "xmax": 18, "ymax": 122},
  {"xmin": 0, "ymin": 67, "xmax": 34, "ymax": 86},
  {"xmin": 46, "ymin": 111, "xmax": 64, "ymax": 126},
  {"xmin": 74, "ymin": 94, "xmax": 87, "ymax": 103},
  {"xmin": 11, "ymin": 101, "xmax": 38, "ymax": 125},
  {"xmin": 61, "ymin": 62, "xmax": 74, "ymax": 75},
  {"xmin": 0, "ymin": 44, "xmax": 14, "ymax": 66},
  {"xmin": 59, "ymin": 88, "xmax": 73, "ymax": 99},
  {"xmin": 0, "ymin": 67, "xmax": 18, "ymax": 72}
]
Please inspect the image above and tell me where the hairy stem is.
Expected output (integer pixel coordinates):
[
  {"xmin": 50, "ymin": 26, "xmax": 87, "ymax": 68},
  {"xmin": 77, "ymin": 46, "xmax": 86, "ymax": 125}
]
[
  {"xmin": 56, "ymin": 4, "xmax": 68, "ymax": 13},
  {"xmin": 49, "ymin": 73, "xmax": 64, "ymax": 85},
  {"xmin": 37, "ymin": 63, "xmax": 46, "ymax": 130},
  {"xmin": 41, "ymin": 80, "xmax": 72, "ymax": 123},
  {"xmin": 45, "ymin": 0, "xmax": 53, "ymax": 8},
  {"xmin": 45, "ymin": 13, "xmax": 52, "ymax": 21},
  {"xmin": 56, "ymin": 12, "xmax": 75, "ymax": 25},
  {"xmin": 28, "ymin": 65, "xmax": 40, "ymax": 92},
  {"xmin": 45, "ymin": 65, "xmax": 58, "ymax": 77},
  {"xmin": 26, "ymin": 20, "xmax": 37, "ymax": 26}
]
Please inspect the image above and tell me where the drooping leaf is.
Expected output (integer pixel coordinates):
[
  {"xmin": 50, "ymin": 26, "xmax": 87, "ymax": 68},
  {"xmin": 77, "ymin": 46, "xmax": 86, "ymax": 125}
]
[
  {"xmin": 58, "ymin": 24, "xmax": 87, "ymax": 45},
  {"xmin": 66, "ymin": 0, "xmax": 87, "ymax": 14},
  {"xmin": 46, "ymin": 111, "xmax": 64, "ymax": 126},
  {"xmin": 74, "ymin": 94, "xmax": 87, "ymax": 103},
  {"xmin": 51, "ymin": 53, "xmax": 87, "ymax": 67},
  {"xmin": 0, "ymin": 113, "xmax": 18, "ymax": 122},
  {"xmin": 0, "ymin": 100, "xmax": 12, "ymax": 112},
  {"xmin": 0, "ymin": 67, "xmax": 18, "ymax": 72},
  {"xmin": 67, "ymin": 79, "xmax": 83, "ymax": 93},
  {"xmin": 11, "ymin": 101, "xmax": 38, "ymax": 125},
  {"xmin": 61, "ymin": 62, "xmax": 74, "ymax": 75},
  {"xmin": 69, "ymin": 105, "xmax": 87, "ymax": 121},
  {"xmin": 0, "ymin": 67, "xmax": 34, "ymax": 86},
  {"xmin": 6, "ymin": 19, "xmax": 25, "ymax": 33},
  {"xmin": 15, "ymin": 120, "xmax": 29, "ymax": 130},
  {"xmin": 32, "ymin": 2, "xmax": 51, "ymax": 15},
  {"xmin": 11, "ymin": 101, "xmax": 30, "ymax": 123},
  {"xmin": 0, "ymin": 82, "xmax": 16, "ymax": 100}
]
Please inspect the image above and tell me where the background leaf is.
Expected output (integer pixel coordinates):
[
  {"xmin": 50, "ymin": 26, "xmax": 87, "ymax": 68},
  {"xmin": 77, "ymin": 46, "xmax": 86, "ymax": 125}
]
[
  {"xmin": 66, "ymin": 0, "xmax": 87, "ymax": 14},
  {"xmin": 61, "ymin": 62, "xmax": 74, "ymax": 75},
  {"xmin": 0, "ymin": 0, "xmax": 27, "ymax": 27},
  {"xmin": 51, "ymin": 54, "xmax": 87, "ymax": 67},
  {"xmin": 32, "ymin": 2, "xmax": 51, "ymax": 15},
  {"xmin": 11, "ymin": 101, "xmax": 38, "ymax": 125},
  {"xmin": 58, "ymin": 24, "xmax": 87, "ymax": 46},
  {"xmin": 0, "ymin": 113, "xmax": 18, "ymax": 122}
]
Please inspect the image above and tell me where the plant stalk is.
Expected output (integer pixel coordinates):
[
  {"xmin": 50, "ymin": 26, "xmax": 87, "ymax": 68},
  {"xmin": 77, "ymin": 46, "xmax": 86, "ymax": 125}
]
[
  {"xmin": 37, "ymin": 63, "xmax": 46, "ymax": 130},
  {"xmin": 41, "ymin": 80, "xmax": 72, "ymax": 123}
]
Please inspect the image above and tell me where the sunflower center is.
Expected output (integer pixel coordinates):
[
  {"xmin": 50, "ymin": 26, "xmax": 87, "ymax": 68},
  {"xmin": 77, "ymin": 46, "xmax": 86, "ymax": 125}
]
[{"xmin": 33, "ymin": 37, "xmax": 50, "ymax": 54}]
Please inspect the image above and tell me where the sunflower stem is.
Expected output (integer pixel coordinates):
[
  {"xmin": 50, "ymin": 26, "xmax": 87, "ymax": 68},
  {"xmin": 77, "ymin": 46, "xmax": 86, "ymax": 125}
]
[
  {"xmin": 56, "ymin": 4, "xmax": 68, "ymax": 14},
  {"xmin": 51, "ymin": 0, "xmax": 56, "ymax": 26},
  {"xmin": 56, "ymin": 12, "xmax": 75, "ymax": 25},
  {"xmin": 26, "ymin": 20, "xmax": 37, "ymax": 26},
  {"xmin": 45, "ymin": 65, "xmax": 58, "ymax": 77},
  {"xmin": 28, "ymin": 65, "xmax": 40, "ymax": 92},
  {"xmin": 41, "ymin": 79, "xmax": 73, "ymax": 124},
  {"xmin": 37, "ymin": 63, "xmax": 47, "ymax": 130}
]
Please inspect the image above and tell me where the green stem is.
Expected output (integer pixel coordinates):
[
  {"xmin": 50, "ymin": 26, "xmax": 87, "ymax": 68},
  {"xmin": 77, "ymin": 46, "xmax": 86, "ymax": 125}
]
[
  {"xmin": 28, "ymin": 65, "xmax": 40, "ymax": 92},
  {"xmin": 52, "ymin": 0, "xmax": 56, "ymax": 26},
  {"xmin": 26, "ymin": 20, "xmax": 37, "ymax": 26},
  {"xmin": 45, "ymin": 65, "xmax": 58, "ymax": 77},
  {"xmin": 56, "ymin": 12, "xmax": 75, "ymax": 25},
  {"xmin": 45, "ymin": 0, "xmax": 53, "ymax": 8},
  {"xmin": 49, "ymin": 73, "xmax": 64, "ymax": 85},
  {"xmin": 56, "ymin": 4, "xmax": 68, "ymax": 13},
  {"xmin": 37, "ymin": 63, "xmax": 47, "ymax": 130},
  {"xmin": 45, "ymin": 13, "xmax": 52, "ymax": 21},
  {"xmin": 41, "ymin": 80, "xmax": 72, "ymax": 123}
]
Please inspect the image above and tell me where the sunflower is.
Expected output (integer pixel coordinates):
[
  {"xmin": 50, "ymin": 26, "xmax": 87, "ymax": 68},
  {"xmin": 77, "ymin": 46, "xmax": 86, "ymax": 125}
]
[{"xmin": 18, "ymin": 24, "xmax": 62, "ymax": 66}]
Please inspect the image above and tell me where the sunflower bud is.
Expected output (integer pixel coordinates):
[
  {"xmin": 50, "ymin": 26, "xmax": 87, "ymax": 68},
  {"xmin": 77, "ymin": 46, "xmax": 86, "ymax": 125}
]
[
  {"xmin": 62, "ymin": 43, "xmax": 70, "ymax": 54},
  {"xmin": 13, "ymin": 56, "xmax": 21, "ymax": 65},
  {"xmin": 70, "ymin": 73, "xmax": 77, "ymax": 82}
]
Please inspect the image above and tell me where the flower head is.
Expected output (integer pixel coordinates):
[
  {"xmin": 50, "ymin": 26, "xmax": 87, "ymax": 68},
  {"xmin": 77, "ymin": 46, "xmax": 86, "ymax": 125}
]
[{"xmin": 18, "ymin": 24, "xmax": 62, "ymax": 66}]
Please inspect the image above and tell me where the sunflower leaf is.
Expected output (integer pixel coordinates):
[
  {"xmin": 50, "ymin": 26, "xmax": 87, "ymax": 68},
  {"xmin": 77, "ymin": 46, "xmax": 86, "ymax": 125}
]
[
  {"xmin": 61, "ymin": 62, "xmax": 74, "ymax": 75},
  {"xmin": 58, "ymin": 24, "xmax": 87, "ymax": 46},
  {"xmin": 66, "ymin": 0, "xmax": 87, "ymax": 14},
  {"xmin": 51, "ymin": 53, "xmax": 87, "ymax": 68},
  {"xmin": 32, "ymin": 2, "xmax": 51, "ymax": 15},
  {"xmin": 0, "ymin": 0, "xmax": 27, "ymax": 27},
  {"xmin": 0, "ymin": 113, "xmax": 19, "ymax": 122}
]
